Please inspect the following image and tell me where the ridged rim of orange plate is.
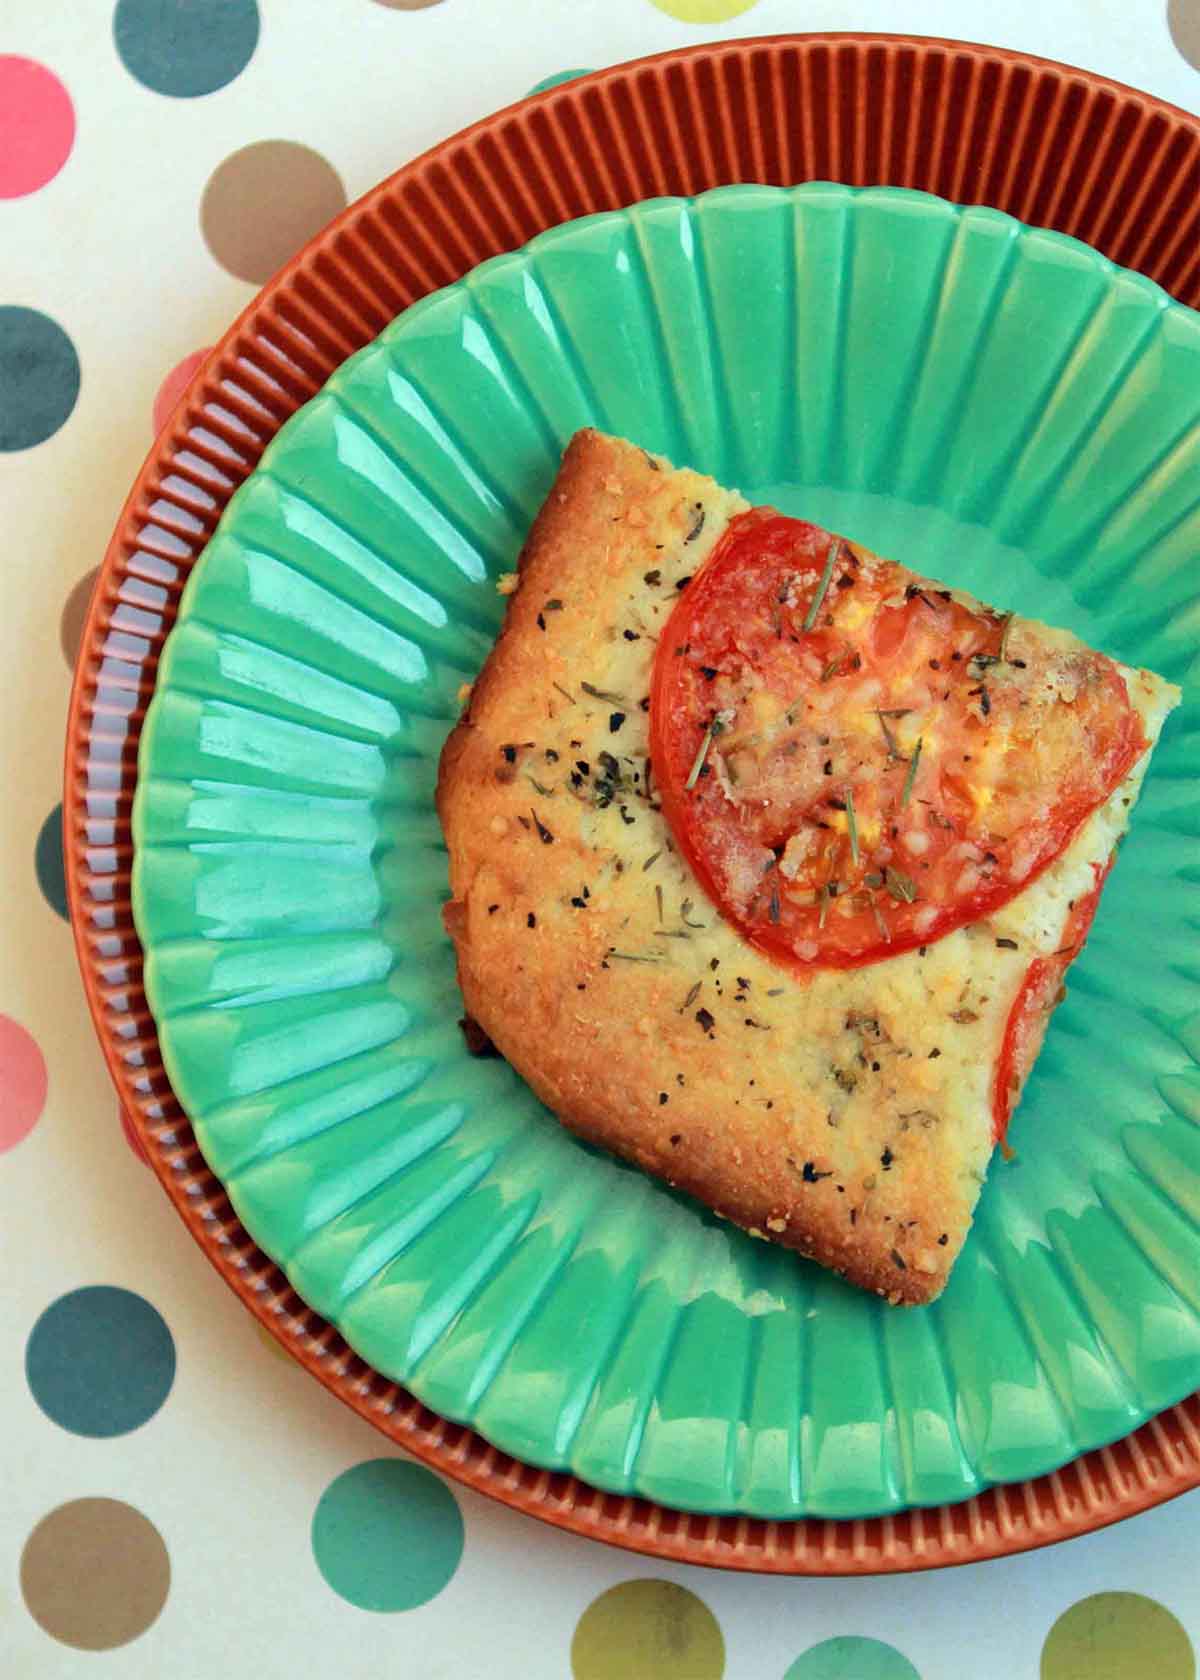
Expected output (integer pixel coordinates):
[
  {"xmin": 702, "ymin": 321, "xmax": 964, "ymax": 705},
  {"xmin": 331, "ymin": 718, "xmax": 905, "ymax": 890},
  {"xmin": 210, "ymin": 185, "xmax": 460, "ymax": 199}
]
[{"xmin": 65, "ymin": 32, "xmax": 1200, "ymax": 1574}]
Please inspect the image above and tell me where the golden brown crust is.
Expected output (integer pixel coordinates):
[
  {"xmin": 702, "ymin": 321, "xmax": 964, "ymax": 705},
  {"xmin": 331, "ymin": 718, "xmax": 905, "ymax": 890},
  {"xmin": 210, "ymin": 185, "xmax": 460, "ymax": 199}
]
[{"xmin": 437, "ymin": 429, "xmax": 1177, "ymax": 1304}]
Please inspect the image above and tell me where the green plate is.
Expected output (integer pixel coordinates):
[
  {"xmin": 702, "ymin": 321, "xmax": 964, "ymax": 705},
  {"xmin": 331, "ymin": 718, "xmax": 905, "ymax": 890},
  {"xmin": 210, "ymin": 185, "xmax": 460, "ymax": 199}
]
[{"xmin": 133, "ymin": 184, "xmax": 1200, "ymax": 1519}]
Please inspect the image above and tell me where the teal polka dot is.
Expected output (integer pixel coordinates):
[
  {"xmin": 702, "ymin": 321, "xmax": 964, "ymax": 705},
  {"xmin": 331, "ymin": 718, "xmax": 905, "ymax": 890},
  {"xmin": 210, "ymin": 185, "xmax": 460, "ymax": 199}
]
[
  {"xmin": 0, "ymin": 307, "xmax": 79, "ymax": 450},
  {"xmin": 35, "ymin": 804, "xmax": 68, "ymax": 921},
  {"xmin": 26, "ymin": 1286, "xmax": 176, "ymax": 1436},
  {"xmin": 312, "ymin": 1459, "xmax": 464, "ymax": 1612},
  {"xmin": 528, "ymin": 69, "xmax": 593, "ymax": 95},
  {"xmin": 114, "ymin": 0, "xmax": 259, "ymax": 98},
  {"xmin": 785, "ymin": 1637, "xmax": 922, "ymax": 1680}
]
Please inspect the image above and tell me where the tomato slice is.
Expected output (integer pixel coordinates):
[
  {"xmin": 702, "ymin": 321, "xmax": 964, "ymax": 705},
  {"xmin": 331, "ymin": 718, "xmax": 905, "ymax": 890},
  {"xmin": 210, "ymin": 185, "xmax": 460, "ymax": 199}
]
[
  {"xmin": 650, "ymin": 510, "xmax": 1145, "ymax": 970},
  {"xmin": 992, "ymin": 857, "xmax": 1112, "ymax": 1142}
]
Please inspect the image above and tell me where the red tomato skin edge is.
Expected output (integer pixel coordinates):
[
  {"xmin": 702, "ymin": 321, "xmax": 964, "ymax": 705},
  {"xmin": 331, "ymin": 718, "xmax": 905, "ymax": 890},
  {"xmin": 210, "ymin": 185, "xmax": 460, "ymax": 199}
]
[
  {"xmin": 649, "ymin": 512, "xmax": 1146, "ymax": 974},
  {"xmin": 991, "ymin": 856, "xmax": 1114, "ymax": 1145}
]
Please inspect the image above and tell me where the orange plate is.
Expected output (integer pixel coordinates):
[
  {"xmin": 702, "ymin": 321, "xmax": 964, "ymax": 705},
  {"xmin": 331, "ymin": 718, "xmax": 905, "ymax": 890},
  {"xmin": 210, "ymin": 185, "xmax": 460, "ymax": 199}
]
[{"xmin": 65, "ymin": 33, "xmax": 1200, "ymax": 1574}]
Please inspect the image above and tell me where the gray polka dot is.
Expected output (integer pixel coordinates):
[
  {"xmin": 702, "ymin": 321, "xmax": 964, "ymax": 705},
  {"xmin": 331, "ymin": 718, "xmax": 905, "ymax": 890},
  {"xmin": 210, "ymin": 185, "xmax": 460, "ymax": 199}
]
[{"xmin": 1168, "ymin": 0, "xmax": 1200, "ymax": 69}]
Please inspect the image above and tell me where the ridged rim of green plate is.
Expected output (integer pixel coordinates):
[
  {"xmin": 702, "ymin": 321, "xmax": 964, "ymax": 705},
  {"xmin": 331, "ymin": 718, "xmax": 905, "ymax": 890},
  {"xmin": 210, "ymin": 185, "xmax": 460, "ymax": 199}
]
[{"xmin": 133, "ymin": 184, "xmax": 1200, "ymax": 1519}]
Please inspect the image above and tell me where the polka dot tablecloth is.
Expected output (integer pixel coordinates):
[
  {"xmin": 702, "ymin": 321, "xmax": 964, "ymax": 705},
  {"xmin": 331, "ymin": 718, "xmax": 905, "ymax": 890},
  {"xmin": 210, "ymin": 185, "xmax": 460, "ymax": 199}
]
[{"xmin": 3, "ymin": 1, "xmax": 1199, "ymax": 1673}]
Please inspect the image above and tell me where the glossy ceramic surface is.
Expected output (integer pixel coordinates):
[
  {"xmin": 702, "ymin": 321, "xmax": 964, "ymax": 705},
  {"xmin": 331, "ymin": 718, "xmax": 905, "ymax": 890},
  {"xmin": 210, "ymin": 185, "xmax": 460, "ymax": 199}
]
[{"xmin": 132, "ymin": 183, "xmax": 1200, "ymax": 1519}]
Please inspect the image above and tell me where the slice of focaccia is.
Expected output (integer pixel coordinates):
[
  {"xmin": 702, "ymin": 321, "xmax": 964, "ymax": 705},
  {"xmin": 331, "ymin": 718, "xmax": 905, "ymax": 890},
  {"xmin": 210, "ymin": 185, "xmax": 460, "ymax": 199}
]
[{"xmin": 437, "ymin": 430, "xmax": 1179, "ymax": 1303}]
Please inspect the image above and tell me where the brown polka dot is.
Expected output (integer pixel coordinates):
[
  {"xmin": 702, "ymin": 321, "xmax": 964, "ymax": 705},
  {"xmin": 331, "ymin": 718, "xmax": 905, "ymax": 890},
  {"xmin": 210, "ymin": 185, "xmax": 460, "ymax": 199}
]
[
  {"xmin": 1168, "ymin": 0, "xmax": 1200, "ymax": 70},
  {"xmin": 21, "ymin": 1498, "xmax": 170, "ymax": 1650},
  {"xmin": 201, "ymin": 141, "xmax": 346, "ymax": 285},
  {"xmin": 59, "ymin": 565, "xmax": 98, "ymax": 670}
]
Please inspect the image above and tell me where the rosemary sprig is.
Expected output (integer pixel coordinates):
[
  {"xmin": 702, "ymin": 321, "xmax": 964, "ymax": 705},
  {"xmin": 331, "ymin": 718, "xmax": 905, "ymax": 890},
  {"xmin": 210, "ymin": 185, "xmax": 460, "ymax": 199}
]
[
  {"xmin": 684, "ymin": 708, "xmax": 733, "ymax": 791},
  {"xmin": 845, "ymin": 785, "xmax": 860, "ymax": 866},
  {"xmin": 680, "ymin": 898, "xmax": 705, "ymax": 929},
  {"xmin": 867, "ymin": 705, "xmax": 907, "ymax": 759},
  {"xmin": 900, "ymin": 737, "xmax": 923, "ymax": 806},
  {"xmin": 686, "ymin": 721, "xmax": 716, "ymax": 790},
  {"xmin": 802, "ymin": 537, "xmax": 842, "ymax": 632}
]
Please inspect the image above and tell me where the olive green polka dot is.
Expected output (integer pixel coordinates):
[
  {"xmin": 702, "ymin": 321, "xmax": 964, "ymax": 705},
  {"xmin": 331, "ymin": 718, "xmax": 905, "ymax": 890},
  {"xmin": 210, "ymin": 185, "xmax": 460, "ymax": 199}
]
[
  {"xmin": 253, "ymin": 1318, "xmax": 295, "ymax": 1365},
  {"xmin": 647, "ymin": 0, "xmax": 761, "ymax": 20},
  {"xmin": 1041, "ymin": 1593, "xmax": 1195, "ymax": 1680},
  {"xmin": 571, "ymin": 1579, "xmax": 724, "ymax": 1680}
]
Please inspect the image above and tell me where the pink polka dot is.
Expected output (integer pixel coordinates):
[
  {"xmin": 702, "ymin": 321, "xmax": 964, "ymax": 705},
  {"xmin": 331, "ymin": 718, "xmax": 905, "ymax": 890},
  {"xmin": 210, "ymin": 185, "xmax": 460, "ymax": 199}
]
[
  {"xmin": 0, "ymin": 1016, "xmax": 48, "ymax": 1152},
  {"xmin": 119, "ymin": 1106, "xmax": 150, "ymax": 1167},
  {"xmin": 152, "ymin": 347, "xmax": 211, "ymax": 435},
  {"xmin": 0, "ymin": 58, "xmax": 75, "ymax": 199}
]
